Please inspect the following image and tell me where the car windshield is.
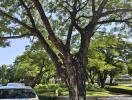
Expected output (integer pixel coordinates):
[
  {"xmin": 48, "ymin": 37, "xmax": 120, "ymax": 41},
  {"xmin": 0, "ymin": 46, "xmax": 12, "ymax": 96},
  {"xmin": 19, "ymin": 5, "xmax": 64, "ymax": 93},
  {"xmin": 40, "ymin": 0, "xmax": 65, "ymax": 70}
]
[
  {"xmin": 121, "ymin": 75, "xmax": 129, "ymax": 78},
  {"xmin": 0, "ymin": 88, "xmax": 36, "ymax": 99}
]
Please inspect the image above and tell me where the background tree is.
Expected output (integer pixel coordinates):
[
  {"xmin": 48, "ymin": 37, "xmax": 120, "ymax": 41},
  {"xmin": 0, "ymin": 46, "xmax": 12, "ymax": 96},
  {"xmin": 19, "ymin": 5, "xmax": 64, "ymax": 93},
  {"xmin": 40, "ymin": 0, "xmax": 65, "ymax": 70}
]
[
  {"xmin": 13, "ymin": 41, "xmax": 55, "ymax": 87},
  {"xmin": 88, "ymin": 32, "xmax": 132, "ymax": 87},
  {"xmin": 0, "ymin": 0, "xmax": 132, "ymax": 99},
  {"xmin": 126, "ymin": 42, "xmax": 132, "ymax": 76},
  {"xmin": 88, "ymin": 58, "xmax": 115, "ymax": 88},
  {"xmin": 0, "ymin": 64, "xmax": 8, "ymax": 84}
]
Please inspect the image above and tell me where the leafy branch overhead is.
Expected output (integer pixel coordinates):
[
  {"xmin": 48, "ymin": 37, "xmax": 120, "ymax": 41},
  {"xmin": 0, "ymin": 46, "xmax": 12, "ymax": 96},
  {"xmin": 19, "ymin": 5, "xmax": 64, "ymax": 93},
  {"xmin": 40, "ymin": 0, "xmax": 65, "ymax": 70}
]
[{"xmin": 0, "ymin": 0, "xmax": 131, "ymax": 99}]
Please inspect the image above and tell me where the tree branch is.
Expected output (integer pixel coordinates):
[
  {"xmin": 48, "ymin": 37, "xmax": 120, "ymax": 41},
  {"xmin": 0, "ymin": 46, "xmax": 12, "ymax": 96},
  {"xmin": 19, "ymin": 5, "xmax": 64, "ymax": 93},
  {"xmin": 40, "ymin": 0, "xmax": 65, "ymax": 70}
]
[
  {"xmin": 32, "ymin": 0, "xmax": 66, "ymax": 54},
  {"xmin": 63, "ymin": 1, "xmax": 72, "ymax": 8},
  {"xmin": 31, "ymin": 67, "xmax": 49, "ymax": 88},
  {"xmin": 97, "ymin": 0, "xmax": 108, "ymax": 14},
  {"xmin": 74, "ymin": 22, "xmax": 84, "ymax": 33},
  {"xmin": 60, "ymin": 4, "xmax": 71, "ymax": 14},
  {"xmin": 100, "ymin": 9, "xmax": 132, "ymax": 17},
  {"xmin": 19, "ymin": 0, "xmax": 36, "ymax": 28},
  {"xmin": 77, "ymin": 0, "xmax": 89, "ymax": 12},
  {"xmin": 0, "ymin": 9, "xmax": 32, "ymax": 31},
  {"xmin": 65, "ymin": 23, "xmax": 73, "ymax": 51},
  {"xmin": 33, "ymin": 30, "xmax": 66, "ymax": 79},
  {"xmin": 0, "ymin": 33, "xmax": 34, "ymax": 40},
  {"xmin": 85, "ymin": 1, "xmax": 109, "ymax": 33},
  {"xmin": 76, "ymin": 15, "xmax": 92, "ymax": 21},
  {"xmin": 65, "ymin": 0, "xmax": 78, "ymax": 50},
  {"xmin": 0, "ymin": 7, "xmax": 66, "ymax": 80},
  {"xmin": 98, "ymin": 18, "xmax": 132, "ymax": 25},
  {"xmin": 92, "ymin": 0, "xmax": 96, "ymax": 14}
]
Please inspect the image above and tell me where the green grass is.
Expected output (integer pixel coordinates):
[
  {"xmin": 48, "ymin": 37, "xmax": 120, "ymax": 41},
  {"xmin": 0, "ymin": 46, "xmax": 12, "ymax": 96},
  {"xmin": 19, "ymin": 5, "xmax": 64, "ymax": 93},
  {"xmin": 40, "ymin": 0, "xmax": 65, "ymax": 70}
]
[
  {"xmin": 37, "ymin": 89, "xmax": 117, "ymax": 96},
  {"xmin": 36, "ymin": 84, "xmax": 131, "ymax": 97},
  {"xmin": 86, "ymin": 87, "xmax": 121, "ymax": 96},
  {"xmin": 110, "ymin": 85, "xmax": 132, "ymax": 90},
  {"xmin": 105, "ymin": 84, "xmax": 132, "ymax": 95},
  {"xmin": 87, "ymin": 91, "xmax": 112, "ymax": 96}
]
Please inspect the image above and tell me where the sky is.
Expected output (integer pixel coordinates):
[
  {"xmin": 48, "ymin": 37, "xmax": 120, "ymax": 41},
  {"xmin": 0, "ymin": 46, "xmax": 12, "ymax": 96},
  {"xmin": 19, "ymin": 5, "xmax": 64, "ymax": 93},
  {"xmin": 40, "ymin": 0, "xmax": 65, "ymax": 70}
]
[{"xmin": 0, "ymin": 39, "xmax": 30, "ymax": 65}]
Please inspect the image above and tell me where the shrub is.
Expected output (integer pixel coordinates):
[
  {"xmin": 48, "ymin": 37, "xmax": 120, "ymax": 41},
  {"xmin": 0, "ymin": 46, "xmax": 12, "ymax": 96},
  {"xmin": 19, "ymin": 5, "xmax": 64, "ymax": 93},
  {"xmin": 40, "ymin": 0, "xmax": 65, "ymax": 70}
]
[
  {"xmin": 35, "ymin": 84, "xmax": 68, "ymax": 96},
  {"xmin": 38, "ymin": 96, "xmax": 56, "ymax": 100},
  {"xmin": 47, "ymin": 84, "xmax": 59, "ymax": 90},
  {"xmin": 35, "ymin": 84, "xmax": 48, "ymax": 89}
]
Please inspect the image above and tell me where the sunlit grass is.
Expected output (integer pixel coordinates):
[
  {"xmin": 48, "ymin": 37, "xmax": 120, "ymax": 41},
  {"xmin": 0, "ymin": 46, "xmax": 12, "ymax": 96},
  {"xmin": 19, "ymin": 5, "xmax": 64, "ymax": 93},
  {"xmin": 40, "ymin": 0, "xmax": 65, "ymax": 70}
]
[
  {"xmin": 111, "ymin": 85, "xmax": 132, "ymax": 90},
  {"xmin": 87, "ymin": 91, "xmax": 112, "ymax": 96},
  {"xmin": 37, "ymin": 90, "xmax": 117, "ymax": 96},
  {"xmin": 37, "ymin": 84, "xmax": 131, "ymax": 97}
]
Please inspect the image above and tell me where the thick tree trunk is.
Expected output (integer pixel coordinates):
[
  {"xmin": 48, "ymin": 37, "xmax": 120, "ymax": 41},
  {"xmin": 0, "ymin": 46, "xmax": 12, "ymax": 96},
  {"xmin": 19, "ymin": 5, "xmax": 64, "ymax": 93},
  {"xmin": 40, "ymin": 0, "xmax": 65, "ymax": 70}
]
[
  {"xmin": 98, "ymin": 71, "xmax": 108, "ymax": 88},
  {"xmin": 63, "ymin": 31, "xmax": 91, "ymax": 100},
  {"xmin": 64, "ymin": 56, "xmax": 87, "ymax": 100},
  {"xmin": 100, "ymin": 78, "xmax": 105, "ymax": 88},
  {"xmin": 90, "ymin": 78, "xmax": 94, "ymax": 85},
  {"xmin": 110, "ymin": 75, "xmax": 113, "ymax": 85},
  {"xmin": 67, "ymin": 67, "xmax": 86, "ymax": 100},
  {"xmin": 88, "ymin": 70, "xmax": 95, "ymax": 85}
]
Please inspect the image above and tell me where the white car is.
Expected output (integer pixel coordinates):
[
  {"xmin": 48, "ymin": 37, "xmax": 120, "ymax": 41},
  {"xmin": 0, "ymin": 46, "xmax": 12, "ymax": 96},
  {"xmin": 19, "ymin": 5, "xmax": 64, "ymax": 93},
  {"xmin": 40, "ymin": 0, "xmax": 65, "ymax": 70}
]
[{"xmin": 0, "ymin": 83, "xmax": 39, "ymax": 100}]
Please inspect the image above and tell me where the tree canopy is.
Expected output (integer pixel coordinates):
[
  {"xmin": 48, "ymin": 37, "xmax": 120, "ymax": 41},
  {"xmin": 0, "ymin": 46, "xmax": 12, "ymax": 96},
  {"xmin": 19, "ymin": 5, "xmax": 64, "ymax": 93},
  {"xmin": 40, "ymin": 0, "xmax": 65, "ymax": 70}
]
[{"xmin": 0, "ymin": 0, "xmax": 132, "ymax": 99}]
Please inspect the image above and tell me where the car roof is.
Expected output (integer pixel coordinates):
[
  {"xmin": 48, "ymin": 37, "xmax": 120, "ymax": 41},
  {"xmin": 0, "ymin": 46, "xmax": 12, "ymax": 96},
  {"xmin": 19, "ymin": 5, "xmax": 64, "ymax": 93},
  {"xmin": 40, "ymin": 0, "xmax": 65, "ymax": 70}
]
[
  {"xmin": 7, "ymin": 83, "xmax": 25, "ymax": 86},
  {"xmin": 0, "ymin": 85, "xmax": 32, "ymax": 89},
  {"xmin": 0, "ymin": 83, "xmax": 33, "ymax": 90}
]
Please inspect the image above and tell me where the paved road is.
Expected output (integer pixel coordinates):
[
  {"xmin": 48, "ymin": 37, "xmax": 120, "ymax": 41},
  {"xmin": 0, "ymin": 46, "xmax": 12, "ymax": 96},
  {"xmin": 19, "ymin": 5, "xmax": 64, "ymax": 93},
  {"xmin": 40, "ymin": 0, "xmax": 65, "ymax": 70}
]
[
  {"xmin": 97, "ymin": 96, "xmax": 132, "ymax": 100},
  {"xmin": 56, "ymin": 96, "xmax": 132, "ymax": 100}
]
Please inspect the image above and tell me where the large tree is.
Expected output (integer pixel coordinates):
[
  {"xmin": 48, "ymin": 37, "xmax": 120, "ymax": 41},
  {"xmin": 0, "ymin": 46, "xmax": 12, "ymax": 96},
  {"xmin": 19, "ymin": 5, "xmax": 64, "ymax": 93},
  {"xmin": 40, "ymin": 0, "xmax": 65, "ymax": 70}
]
[
  {"xmin": 0, "ymin": 64, "xmax": 8, "ymax": 84},
  {"xmin": 13, "ymin": 41, "xmax": 55, "ymax": 87},
  {"xmin": 88, "ymin": 33, "xmax": 132, "ymax": 87},
  {"xmin": 0, "ymin": 0, "xmax": 132, "ymax": 99}
]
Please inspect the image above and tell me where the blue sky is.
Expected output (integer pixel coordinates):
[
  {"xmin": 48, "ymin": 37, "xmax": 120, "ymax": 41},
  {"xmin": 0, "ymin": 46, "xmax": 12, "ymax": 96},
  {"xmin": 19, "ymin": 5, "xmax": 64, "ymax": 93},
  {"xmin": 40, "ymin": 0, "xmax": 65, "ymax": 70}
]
[{"xmin": 0, "ymin": 39, "xmax": 30, "ymax": 65}]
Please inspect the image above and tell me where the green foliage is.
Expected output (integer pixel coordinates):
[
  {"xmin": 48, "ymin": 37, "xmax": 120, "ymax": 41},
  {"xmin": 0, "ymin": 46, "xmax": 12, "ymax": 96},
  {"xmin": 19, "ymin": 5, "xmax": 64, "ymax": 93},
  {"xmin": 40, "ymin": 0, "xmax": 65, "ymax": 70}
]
[
  {"xmin": 36, "ymin": 84, "xmax": 67, "ymax": 91},
  {"xmin": 88, "ymin": 58, "xmax": 115, "ymax": 71},
  {"xmin": 0, "ymin": 64, "xmax": 8, "ymax": 84},
  {"xmin": 87, "ymin": 33, "xmax": 132, "ymax": 88},
  {"xmin": 0, "ymin": 0, "xmax": 132, "ymax": 98},
  {"xmin": 12, "ymin": 41, "xmax": 55, "ymax": 83},
  {"xmin": 88, "ymin": 33, "xmax": 132, "ymax": 74},
  {"xmin": 36, "ymin": 83, "xmax": 114, "ymax": 97},
  {"xmin": 0, "ymin": 0, "xmax": 131, "ymax": 49},
  {"xmin": 35, "ymin": 84, "xmax": 68, "ymax": 96}
]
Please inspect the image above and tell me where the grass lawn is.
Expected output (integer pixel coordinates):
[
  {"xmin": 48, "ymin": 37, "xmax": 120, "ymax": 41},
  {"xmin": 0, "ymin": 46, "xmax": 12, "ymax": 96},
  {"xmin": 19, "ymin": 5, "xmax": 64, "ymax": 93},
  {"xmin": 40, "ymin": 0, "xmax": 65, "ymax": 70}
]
[
  {"xmin": 87, "ymin": 91, "xmax": 113, "ymax": 96},
  {"xmin": 111, "ymin": 85, "xmax": 132, "ymax": 90},
  {"xmin": 36, "ymin": 84, "xmax": 132, "ymax": 97},
  {"xmin": 37, "ymin": 89, "xmax": 119, "ymax": 96}
]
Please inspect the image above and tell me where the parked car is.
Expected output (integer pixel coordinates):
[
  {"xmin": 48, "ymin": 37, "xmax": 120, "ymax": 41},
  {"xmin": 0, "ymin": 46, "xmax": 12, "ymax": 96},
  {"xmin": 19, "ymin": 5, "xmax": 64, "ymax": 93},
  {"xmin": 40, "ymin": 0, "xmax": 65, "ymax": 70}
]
[
  {"xmin": 105, "ymin": 76, "xmax": 118, "ymax": 85},
  {"xmin": 7, "ymin": 83, "xmax": 25, "ymax": 86},
  {"xmin": 0, "ymin": 83, "xmax": 39, "ymax": 100},
  {"xmin": 105, "ymin": 76, "xmax": 116, "ymax": 84},
  {"xmin": 115, "ymin": 74, "xmax": 132, "ymax": 84},
  {"xmin": 120, "ymin": 74, "xmax": 131, "ymax": 79}
]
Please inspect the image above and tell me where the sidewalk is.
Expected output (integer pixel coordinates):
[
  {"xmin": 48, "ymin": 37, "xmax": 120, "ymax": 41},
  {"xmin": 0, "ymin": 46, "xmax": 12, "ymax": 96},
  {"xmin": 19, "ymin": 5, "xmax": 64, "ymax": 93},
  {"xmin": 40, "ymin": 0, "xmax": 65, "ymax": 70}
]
[{"xmin": 56, "ymin": 96, "xmax": 132, "ymax": 100}]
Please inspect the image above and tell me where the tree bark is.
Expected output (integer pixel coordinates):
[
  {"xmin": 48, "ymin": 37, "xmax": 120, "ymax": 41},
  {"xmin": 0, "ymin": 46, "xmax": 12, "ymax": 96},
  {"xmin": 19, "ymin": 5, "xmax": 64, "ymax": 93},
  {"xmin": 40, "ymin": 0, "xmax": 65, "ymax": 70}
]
[
  {"xmin": 63, "ymin": 55, "xmax": 87, "ymax": 100},
  {"xmin": 110, "ymin": 75, "xmax": 113, "ymax": 85},
  {"xmin": 31, "ymin": 67, "xmax": 48, "ymax": 88},
  {"xmin": 88, "ymin": 69, "xmax": 95, "ymax": 85},
  {"xmin": 98, "ymin": 71, "xmax": 107, "ymax": 88},
  {"xmin": 67, "ymin": 66, "xmax": 86, "ymax": 100}
]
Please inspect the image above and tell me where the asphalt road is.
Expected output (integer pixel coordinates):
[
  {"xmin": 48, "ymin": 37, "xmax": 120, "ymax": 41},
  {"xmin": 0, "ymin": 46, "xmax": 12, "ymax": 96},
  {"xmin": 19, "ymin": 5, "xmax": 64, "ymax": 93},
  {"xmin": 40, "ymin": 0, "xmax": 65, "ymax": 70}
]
[
  {"xmin": 56, "ymin": 96, "xmax": 132, "ymax": 100},
  {"xmin": 97, "ymin": 96, "xmax": 132, "ymax": 100}
]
